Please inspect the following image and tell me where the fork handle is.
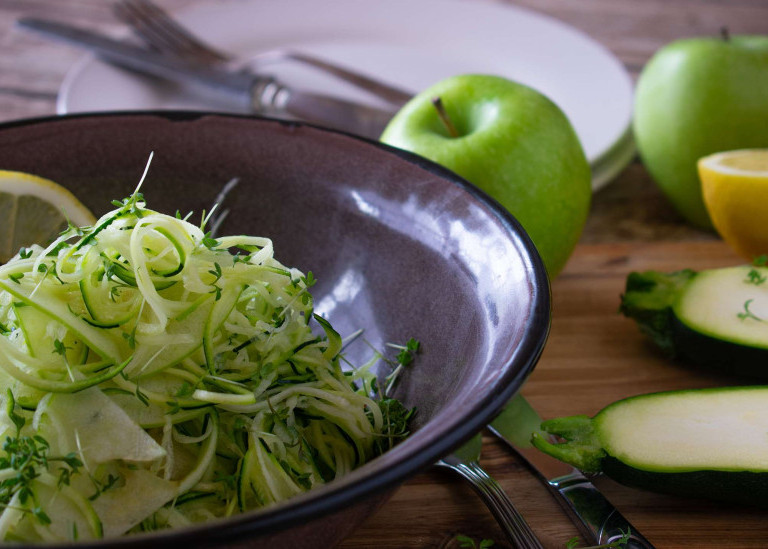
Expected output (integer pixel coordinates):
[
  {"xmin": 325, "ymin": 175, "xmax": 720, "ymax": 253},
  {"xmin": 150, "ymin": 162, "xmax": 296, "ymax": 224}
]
[
  {"xmin": 448, "ymin": 461, "xmax": 544, "ymax": 549},
  {"xmin": 280, "ymin": 52, "xmax": 412, "ymax": 106}
]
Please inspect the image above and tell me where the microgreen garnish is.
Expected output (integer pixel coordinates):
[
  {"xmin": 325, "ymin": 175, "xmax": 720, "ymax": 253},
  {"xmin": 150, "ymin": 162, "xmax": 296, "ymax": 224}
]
[
  {"xmin": 0, "ymin": 391, "xmax": 83, "ymax": 525},
  {"xmin": 383, "ymin": 338, "xmax": 420, "ymax": 396},
  {"xmin": 122, "ymin": 329, "xmax": 137, "ymax": 349},
  {"xmin": 208, "ymin": 262, "xmax": 223, "ymax": 301},
  {"xmin": 18, "ymin": 248, "xmax": 32, "ymax": 260},
  {"xmin": 87, "ymin": 472, "xmax": 120, "ymax": 501},
  {"xmin": 746, "ymin": 269, "xmax": 766, "ymax": 285},
  {"xmin": 8, "ymin": 273, "xmax": 23, "ymax": 284},
  {"xmin": 201, "ymin": 232, "xmax": 220, "ymax": 251},
  {"xmin": 453, "ymin": 534, "xmax": 495, "ymax": 548},
  {"xmin": 52, "ymin": 338, "xmax": 70, "ymax": 357},
  {"xmin": 746, "ymin": 255, "xmax": 767, "ymax": 285},
  {"xmin": 737, "ymin": 299, "xmax": 762, "ymax": 322},
  {"xmin": 232, "ymin": 253, "xmax": 251, "ymax": 265},
  {"xmin": 374, "ymin": 398, "xmax": 413, "ymax": 454},
  {"xmin": 303, "ymin": 271, "xmax": 317, "ymax": 287}
]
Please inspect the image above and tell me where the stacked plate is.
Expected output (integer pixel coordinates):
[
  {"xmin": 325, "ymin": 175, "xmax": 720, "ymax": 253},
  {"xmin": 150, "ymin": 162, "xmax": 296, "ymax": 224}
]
[{"xmin": 58, "ymin": 0, "xmax": 635, "ymax": 191}]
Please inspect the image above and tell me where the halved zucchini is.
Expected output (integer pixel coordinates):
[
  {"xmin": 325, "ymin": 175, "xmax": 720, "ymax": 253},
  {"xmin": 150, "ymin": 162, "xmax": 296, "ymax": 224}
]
[
  {"xmin": 533, "ymin": 386, "xmax": 768, "ymax": 505},
  {"xmin": 620, "ymin": 265, "xmax": 768, "ymax": 378}
]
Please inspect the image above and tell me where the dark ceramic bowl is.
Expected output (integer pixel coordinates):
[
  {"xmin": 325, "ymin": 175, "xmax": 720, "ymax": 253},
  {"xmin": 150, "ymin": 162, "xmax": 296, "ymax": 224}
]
[{"xmin": 0, "ymin": 112, "xmax": 549, "ymax": 548}]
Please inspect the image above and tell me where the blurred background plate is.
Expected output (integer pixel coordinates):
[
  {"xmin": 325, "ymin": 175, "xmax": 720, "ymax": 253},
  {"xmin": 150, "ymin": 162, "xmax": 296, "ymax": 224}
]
[{"xmin": 58, "ymin": 0, "xmax": 634, "ymax": 190}]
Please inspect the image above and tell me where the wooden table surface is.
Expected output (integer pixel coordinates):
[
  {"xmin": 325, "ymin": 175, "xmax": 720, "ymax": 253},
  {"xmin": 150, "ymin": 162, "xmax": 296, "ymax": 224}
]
[{"xmin": 2, "ymin": 1, "xmax": 768, "ymax": 547}]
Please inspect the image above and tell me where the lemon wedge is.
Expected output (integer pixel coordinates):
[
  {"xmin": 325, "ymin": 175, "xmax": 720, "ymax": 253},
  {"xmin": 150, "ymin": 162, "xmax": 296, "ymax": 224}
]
[
  {"xmin": 698, "ymin": 149, "xmax": 768, "ymax": 261},
  {"xmin": 0, "ymin": 171, "xmax": 95, "ymax": 263}
]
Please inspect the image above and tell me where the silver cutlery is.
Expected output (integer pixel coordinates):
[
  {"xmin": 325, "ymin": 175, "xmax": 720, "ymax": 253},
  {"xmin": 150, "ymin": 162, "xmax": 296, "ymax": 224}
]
[
  {"xmin": 112, "ymin": 0, "xmax": 412, "ymax": 108},
  {"xmin": 17, "ymin": 17, "xmax": 396, "ymax": 139},
  {"xmin": 489, "ymin": 395, "xmax": 656, "ymax": 548},
  {"xmin": 435, "ymin": 432, "xmax": 544, "ymax": 549}
]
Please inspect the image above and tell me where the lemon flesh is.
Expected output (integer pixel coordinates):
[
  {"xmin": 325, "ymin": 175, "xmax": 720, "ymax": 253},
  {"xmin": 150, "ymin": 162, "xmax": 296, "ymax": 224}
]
[
  {"xmin": 699, "ymin": 150, "xmax": 768, "ymax": 260},
  {"xmin": 0, "ymin": 171, "xmax": 95, "ymax": 263}
]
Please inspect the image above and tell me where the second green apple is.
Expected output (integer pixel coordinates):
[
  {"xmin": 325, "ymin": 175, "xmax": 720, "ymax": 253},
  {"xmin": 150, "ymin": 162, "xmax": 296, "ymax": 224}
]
[
  {"xmin": 380, "ymin": 74, "xmax": 591, "ymax": 277},
  {"xmin": 634, "ymin": 34, "xmax": 768, "ymax": 229}
]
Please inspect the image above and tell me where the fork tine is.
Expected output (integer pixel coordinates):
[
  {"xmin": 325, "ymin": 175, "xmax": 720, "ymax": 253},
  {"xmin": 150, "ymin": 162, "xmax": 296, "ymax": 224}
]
[
  {"xmin": 113, "ymin": 1, "xmax": 180, "ymax": 55},
  {"xmin": 113, "ymin": 0, "xmax": 412, "ymax": 107},
  {"xmin": 114, "ymin": 0, "xmax": 228, "ymax": 64}
]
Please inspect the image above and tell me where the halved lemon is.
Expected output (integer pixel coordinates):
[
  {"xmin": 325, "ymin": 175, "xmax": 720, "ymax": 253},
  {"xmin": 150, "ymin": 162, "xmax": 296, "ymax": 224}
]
[
  {"xmin": 699, "ymin": 149, "xmax": 768, "ymax": 261},
  {"xmin": 0, "ymin": 171, "xmax": 95, "ymax": 263}
]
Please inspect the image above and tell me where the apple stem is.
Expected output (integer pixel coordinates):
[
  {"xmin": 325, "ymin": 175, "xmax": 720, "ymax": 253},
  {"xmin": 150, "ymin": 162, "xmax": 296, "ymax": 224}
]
[
  {"xmin": 432, "ymin": 96, "xmax": 460, "ymax": 138},
  {"xmin": 720, "ymin": 26, "xmax": 730, "ymax": 41}
]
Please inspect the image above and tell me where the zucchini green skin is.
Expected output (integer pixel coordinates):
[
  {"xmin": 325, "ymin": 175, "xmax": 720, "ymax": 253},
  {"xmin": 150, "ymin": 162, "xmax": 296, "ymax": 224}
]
[
  {"xmin": 620, "ymin": 267, "xmax": 768, "ymax": 379},
  {"xmin": 669, "ymin": 315, "xmax": 768, "ymax": 378},
  {"xmin": 601, "ymin": 457, "xmax": 768, "ymax": 506},
  {"xmin": 533, "ymin": 387, "xmax": 768, "ymax": 506}
]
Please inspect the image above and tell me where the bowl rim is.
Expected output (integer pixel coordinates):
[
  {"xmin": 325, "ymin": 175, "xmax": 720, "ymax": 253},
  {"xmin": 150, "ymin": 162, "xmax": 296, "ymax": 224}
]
[{"xmin": 0, "ymin": 110, "xmax": 551, "ymax": 547}]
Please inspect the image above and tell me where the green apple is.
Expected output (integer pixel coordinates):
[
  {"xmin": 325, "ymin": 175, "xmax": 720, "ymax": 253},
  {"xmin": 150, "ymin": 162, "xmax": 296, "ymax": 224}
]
[
  {"xmin": 380, "ymin": 74, "xmax": 591, "ymax": 277},
  {"xmin": 634, "ymin": 34, "xmax": 768, "ymax": 229}
]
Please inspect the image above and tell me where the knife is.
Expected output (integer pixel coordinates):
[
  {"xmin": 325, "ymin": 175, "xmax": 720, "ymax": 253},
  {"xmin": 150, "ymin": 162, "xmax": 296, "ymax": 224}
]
[
  {"xmin": 489, "ymin": 395, "xmax": 656, "ymax": 549},
  {"xmin": 16, "ymin": 17, "xmax": 397, "ymax": 139}
]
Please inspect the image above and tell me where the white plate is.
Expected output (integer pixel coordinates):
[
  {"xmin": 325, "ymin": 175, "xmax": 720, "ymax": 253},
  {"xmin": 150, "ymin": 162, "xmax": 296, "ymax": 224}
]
[{"xmin": 59, "ymin": 0, "xmax": 634, "ymax": 190}]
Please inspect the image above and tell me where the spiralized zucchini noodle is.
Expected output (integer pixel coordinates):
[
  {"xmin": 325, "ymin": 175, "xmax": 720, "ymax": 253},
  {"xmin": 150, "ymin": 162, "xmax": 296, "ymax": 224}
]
[{"xmin": 0, "ymin": 186, "xmax": 414, "ymax": 542}]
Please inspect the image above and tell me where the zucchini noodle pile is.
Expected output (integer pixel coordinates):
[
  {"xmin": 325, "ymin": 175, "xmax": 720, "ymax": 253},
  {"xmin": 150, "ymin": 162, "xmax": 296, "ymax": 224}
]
[{"xmin": 0, "ymin": 190, "xmax": 412, "ymax": 541}]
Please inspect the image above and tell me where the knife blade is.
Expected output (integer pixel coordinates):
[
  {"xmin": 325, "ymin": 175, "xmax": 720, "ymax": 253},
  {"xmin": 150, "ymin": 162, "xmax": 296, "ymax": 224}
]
[
  {"xmin": 16, "ymin": 17, "xmax": 397, "ymax": 139},
  {"xmin": 489, "ymin": 395, "xmax": 656, "ymax": 549}
]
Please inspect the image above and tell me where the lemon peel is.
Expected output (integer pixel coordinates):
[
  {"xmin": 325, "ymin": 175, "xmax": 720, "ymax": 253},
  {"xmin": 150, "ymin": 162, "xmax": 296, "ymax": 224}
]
[{"xmin": 0, "ymin": 171, "xmax": 95, "ymax": 263}]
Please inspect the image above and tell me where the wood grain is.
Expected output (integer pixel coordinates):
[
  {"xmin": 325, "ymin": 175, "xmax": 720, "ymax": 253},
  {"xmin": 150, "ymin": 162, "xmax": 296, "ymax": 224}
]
[
  {"xmin": 1, "ymin": 1, "xmax": 768, "ymax": 547},
  {"xmin": 343, "ymin": 240, "xmax": 766, "ymax": 549}
]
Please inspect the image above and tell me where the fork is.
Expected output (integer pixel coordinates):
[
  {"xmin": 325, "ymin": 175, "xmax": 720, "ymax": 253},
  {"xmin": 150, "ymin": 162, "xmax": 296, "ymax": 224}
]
[
  {"xmin": 112, "ymin": 0, "xmax": 412, "ymax": 107},
  {"xmin": 435, "ymin": 433, "xmax": 544, "ymax": 549}
]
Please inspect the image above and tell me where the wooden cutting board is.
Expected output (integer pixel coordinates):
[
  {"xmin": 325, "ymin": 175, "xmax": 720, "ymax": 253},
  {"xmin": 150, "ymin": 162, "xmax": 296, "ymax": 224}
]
[{"xmin": 341, "ymin": 240, "xmax": 767, "ymax": 549}]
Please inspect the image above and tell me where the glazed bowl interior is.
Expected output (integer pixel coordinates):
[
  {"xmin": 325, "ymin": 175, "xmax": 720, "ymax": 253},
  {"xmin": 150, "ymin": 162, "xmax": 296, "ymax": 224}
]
[{"xmin": 0, "ymin": 112, "xmax": 549, "ymax": 548}]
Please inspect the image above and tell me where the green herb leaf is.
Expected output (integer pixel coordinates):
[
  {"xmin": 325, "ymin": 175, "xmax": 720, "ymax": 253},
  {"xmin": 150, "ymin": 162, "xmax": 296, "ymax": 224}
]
[
  {"xmin": 737, "ymin": 299, "xmax": 762, "ymax": 322},
  {"xmin": 746, "ymin": 269, "xmax": 767, "ymax": 286},
  {"xmin": 32, "ymin": 506, "xmax": 51, "ymax": 525},
  {"xmin": 88, "ymin": 472, "xmax": 120, "ymax": 501},
  {"xmin": 52, "ymin": 338, "xmax": 70, "ymax": 357},
  {"xmin": 122, "ymin": 329, "xmax": 137, "ymax": 349},
  {"xmin": 201, "ymin": 232, "xmax": 220, "ymax": 250},
  {"xmin": 302, "ymin": 271, "xmax": 317, "ymax": 287}
]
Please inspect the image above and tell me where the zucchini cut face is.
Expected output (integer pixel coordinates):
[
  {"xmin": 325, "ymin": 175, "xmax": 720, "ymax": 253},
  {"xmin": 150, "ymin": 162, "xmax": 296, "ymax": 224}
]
[
  {"xmin": 595, "ymin": 387, "xmax": 768, "ymax": 472},
  {"xmin": 674, "ymin": 266, "xmax": 768, "ymax": 350}
]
